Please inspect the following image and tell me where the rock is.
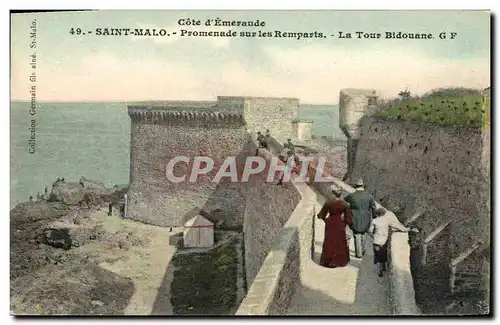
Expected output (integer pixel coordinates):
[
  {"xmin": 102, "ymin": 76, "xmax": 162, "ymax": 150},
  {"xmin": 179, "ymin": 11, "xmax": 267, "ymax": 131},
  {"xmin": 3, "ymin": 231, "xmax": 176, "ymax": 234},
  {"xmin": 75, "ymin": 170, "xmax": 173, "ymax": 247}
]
[
  {"xmin": 50, "ymin": 182, "xmax": 87, "ymax": 205},
  {"xmin": 43, "ymin": 228, "xmax": 72, "ymax": 250},
  {"xmin": 113, "ymin": 184, "xmax": 129, "ymax": 194},
  {"xmin": 80, "ymin": 176, "xmax": 105, "ymax": 188},
  {"xmin": 50, "ymin": 180, "xmax": 120, "ymax": 206},
  {"xmin": 91, "ymin": 300, "xmax": 105, "ymax": 307},
  {"xmin": 41, "ymin": 214, "xmax": 104, "ymax": 250},
  {"xmin": 10, "ymin": 264, "xmax": 134, "ymax": 315},
  {"xmin": 10, "ymin": 201, "xmax": 72, "ymax": 279}
]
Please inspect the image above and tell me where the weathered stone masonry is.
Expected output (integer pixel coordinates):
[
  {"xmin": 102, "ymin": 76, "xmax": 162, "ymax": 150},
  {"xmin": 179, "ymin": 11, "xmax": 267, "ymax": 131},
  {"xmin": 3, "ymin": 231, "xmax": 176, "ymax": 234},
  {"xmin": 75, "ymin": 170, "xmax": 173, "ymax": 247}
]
[
  {"xmin": 127, "ymin": 106, "xmax": 252, "ymax": 227},
  {"xmin": 243, "ymin": 146, "xmax": 301, "ymax": 288},
  {"xmin": 352, "ymin": 116, "xmax": 490, "ymax": 312},
  {"xmin": 241, "ymin": 96, "xmax": 299, "ymax": 138}
]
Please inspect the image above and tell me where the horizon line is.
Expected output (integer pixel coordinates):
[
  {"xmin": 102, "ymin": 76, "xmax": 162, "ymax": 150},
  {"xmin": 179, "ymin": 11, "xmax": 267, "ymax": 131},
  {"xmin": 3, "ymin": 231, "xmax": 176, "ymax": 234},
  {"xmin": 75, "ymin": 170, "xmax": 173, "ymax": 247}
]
[{"xmin": 10, "ymin": 99, "xmax": 341, "ymax": 106}]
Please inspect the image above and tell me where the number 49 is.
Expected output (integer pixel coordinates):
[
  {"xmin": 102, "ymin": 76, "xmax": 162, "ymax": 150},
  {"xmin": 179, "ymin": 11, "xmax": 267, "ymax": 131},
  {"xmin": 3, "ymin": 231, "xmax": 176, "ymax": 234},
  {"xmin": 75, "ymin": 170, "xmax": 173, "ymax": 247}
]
[{"xmin": 69, "ymin": 28, "xmax": 82, "ymax": 35}]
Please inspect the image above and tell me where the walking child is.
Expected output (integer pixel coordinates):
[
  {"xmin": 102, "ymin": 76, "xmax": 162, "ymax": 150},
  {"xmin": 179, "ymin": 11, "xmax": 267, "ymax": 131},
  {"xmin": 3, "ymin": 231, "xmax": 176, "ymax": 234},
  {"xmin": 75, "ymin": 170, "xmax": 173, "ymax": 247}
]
[{"xmin": 369, "ymin": 207, "xmax": 419, "ymax": 277}]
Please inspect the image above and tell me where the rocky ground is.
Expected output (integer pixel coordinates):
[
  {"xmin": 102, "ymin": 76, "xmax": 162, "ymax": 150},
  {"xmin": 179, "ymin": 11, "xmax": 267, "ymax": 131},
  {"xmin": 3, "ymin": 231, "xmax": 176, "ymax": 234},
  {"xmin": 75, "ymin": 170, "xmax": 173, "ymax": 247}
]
[
  {"xmin": 10, "ymin": 178, "xmax": 177, "ymax": 315},
  {"xmin": 11, "ymin": 177, "xmax": 246, "ymax": 316}
]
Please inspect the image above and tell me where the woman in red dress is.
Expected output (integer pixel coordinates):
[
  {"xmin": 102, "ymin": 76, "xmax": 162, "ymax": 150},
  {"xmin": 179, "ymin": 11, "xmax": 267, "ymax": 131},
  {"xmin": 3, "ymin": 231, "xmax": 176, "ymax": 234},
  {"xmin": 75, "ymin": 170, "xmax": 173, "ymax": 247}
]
[{"xmin": 317, "ymin": 186, "xmax": 353, "ymax": 268}]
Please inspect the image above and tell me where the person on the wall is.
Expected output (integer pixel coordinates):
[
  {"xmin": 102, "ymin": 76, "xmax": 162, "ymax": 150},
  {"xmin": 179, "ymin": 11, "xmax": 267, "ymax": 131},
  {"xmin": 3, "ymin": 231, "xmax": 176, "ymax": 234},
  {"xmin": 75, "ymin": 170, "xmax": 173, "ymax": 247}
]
[
  {"xmin": 256, "ymin": 131, "xmax": 268, "ymax": 154},
  {"xmin": 276, "ymin": 154, "xmax": 295, "ymax": 186},
  {"xmin": 285, "ymin": 138, "xmax": 296, "ymax": 157},
  {"xmin": 264, "ymin": 129, "xmax": 271, "ymax": 147},
  {"xmin": 344, "ymin": 179, "xmax": 376, "ymax": 258},
  {"xmin": 317, "ymin": 185, "xmax": 353, "ymax": 268},
  {"xmin": 292, "ymin": 155, "xmax": 301, "ymax": 175},
  {"xmin": 369, "ymin": 207, "xmax": 419, "ymax": 277}
]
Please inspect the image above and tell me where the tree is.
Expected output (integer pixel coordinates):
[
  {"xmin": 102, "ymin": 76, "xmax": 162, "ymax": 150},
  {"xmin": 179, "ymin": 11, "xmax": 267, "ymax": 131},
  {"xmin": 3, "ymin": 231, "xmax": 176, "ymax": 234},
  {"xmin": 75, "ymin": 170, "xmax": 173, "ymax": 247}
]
[{"xmin": 398, "ymin": 89, "xmax": 411, "ymax": 101}]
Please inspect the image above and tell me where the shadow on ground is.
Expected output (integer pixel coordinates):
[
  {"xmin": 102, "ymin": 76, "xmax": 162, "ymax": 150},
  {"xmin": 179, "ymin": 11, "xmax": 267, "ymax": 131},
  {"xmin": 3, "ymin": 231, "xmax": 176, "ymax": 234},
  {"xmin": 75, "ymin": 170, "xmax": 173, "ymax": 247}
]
[
  {"xmin": 290, "ymin": 226, "xmax": 390, "ymax": 316},
  {"xmin": 289, "ymin": 253, "xmax": 390, "ymax": 315}
]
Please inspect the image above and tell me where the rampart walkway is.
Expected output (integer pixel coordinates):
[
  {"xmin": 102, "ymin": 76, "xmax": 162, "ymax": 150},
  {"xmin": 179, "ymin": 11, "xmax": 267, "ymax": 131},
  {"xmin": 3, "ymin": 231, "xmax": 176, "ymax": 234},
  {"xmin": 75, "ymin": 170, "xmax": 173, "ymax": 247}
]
[
  {"xmin": 285, "ymin": 190, "xmax": 391, "ymax": 315},
  {"xmin": 236, "ymin": 134, "xmax": 416, "ymax": 315}
]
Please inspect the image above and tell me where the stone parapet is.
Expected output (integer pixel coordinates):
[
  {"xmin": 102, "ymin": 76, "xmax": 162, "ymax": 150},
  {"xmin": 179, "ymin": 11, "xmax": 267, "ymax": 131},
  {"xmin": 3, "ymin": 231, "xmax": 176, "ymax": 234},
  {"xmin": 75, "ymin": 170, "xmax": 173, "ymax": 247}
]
[
  {"xmin": 237, "ymin": 137, "xmax": 317, "ymax": 315},
  {"xmin": 388, "ymin": 232, "xmax": 420, "ymax": 315},
  {"xmin": 128, "ymin": 108, "xmax": 245, "ymax": 127}
]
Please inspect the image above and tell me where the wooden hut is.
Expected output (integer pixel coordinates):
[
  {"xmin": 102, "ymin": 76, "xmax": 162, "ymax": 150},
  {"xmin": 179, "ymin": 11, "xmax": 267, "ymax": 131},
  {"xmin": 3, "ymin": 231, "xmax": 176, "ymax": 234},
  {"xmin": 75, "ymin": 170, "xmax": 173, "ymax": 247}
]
[{"xmin": 183, "ymin": 215, "xmax": 214, "ymax": 248}]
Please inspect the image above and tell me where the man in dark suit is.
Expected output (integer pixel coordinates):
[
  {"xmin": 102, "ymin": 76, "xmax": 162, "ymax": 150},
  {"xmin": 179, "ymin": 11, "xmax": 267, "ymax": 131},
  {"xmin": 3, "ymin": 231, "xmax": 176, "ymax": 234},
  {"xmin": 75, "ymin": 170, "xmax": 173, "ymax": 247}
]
[
  {"xmin": 344, "ymin": 179, "xmax": 376, "ymax": 258},
  {"xmin": 256, "ymin": 131, "xmax": 268, "ymax": 151}
]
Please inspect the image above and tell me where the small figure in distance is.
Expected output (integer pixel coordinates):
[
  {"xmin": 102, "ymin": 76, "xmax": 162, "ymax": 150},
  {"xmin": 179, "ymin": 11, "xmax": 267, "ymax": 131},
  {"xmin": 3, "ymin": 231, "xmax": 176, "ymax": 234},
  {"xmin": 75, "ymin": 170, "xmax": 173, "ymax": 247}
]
[
  {"xmin": 285, "ymin": 138, "xmax": 295, "ymax": 157},
  {"xmin": 264, "ymin": 129, "xmax": 271, "ymax": 145},
  {"xmin": 256, "ymin": 131, "xmax": 269, "ymax": 154}
]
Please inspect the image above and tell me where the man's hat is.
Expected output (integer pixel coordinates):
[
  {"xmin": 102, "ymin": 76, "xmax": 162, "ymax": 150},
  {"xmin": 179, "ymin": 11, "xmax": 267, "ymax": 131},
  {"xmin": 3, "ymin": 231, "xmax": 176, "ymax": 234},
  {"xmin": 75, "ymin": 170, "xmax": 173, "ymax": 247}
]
[
  {"xmin": 354, "ymin": 178, "xmax": 365, "ymax": 187},
  {"xmin": 330, "ymin": 185, "xmax": 342, "ymax": 196},
  {"xmin": 287, "ymin": 138, "xmax": 292, "ymax": 141},
  {"xmin": 257, "ymin": 131, "xmax": 261, "ymax": 134}
]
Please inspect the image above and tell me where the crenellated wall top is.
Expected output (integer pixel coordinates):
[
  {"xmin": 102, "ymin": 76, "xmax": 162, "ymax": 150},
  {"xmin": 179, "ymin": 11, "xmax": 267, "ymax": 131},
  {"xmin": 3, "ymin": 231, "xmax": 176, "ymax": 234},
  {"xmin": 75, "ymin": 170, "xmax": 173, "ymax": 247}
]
[{"xmin": 128, "ymin": 106, "xmax": 246, "ymax": 126}]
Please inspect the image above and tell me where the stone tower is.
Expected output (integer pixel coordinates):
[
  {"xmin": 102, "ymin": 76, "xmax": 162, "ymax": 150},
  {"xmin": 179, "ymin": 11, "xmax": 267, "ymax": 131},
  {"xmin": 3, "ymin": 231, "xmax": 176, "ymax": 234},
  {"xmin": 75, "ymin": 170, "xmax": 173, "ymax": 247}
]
[
  {"xmin": 338, "ymin": 88, "xmax": 378, "ymax": 183},
  {"xmin": 292, "ymin": 119, "xmax": 313, "ymax": 141}
]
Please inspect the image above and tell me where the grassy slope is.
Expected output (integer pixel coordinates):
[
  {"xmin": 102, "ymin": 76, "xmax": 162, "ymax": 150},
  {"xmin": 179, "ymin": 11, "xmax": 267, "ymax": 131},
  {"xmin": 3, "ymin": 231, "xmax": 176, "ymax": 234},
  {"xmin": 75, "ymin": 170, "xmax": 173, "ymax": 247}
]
[
  {"xmin": 169, "ymin": 238, "xmax": 239, "ymax": 315},
  {"xmin": 377, "ymin": 88, "xmax": 488, "ymax": 127}
]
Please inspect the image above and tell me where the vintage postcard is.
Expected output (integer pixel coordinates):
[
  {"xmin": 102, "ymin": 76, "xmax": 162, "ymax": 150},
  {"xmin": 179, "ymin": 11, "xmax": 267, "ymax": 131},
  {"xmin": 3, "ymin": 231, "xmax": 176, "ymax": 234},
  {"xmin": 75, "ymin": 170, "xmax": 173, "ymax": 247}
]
[{"xmin": 10, "ymin": 10, "xmax": 491, "ymax": 316}]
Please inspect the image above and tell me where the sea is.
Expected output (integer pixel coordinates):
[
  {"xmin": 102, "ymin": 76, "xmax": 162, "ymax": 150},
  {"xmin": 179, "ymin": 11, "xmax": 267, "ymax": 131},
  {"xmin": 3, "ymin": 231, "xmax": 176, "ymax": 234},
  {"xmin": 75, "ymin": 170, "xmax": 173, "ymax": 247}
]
[{"xmin": 10, "ymin": 101, "xmax": 344, "ymax": 208}]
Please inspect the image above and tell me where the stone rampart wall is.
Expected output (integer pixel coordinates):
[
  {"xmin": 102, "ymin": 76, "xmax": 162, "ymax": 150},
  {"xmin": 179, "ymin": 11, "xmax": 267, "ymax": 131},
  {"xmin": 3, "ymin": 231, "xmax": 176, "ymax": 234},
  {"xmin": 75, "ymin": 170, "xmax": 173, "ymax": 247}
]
[
  {"xmin": 237, "ymin": 173, "xmax": 316, "ymax": 315},
  {"xmin": 353, "ymin": 116, "xmax": 489, "ymax": 256},
  {"xmin": 352, "ymin": 115, "xmax": 490, "ymax": 313},
  {"xmin": 243, "ymin": 145, "xmax": 301, "ymax": 288}
]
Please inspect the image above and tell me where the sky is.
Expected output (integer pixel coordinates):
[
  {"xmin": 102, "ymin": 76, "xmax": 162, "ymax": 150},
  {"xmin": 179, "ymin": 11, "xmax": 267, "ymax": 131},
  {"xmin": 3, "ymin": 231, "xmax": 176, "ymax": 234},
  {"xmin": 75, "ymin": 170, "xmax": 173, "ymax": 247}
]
[{"xmin": 11, "ymin": 10, "xmax": 491, "ymax": 104}]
